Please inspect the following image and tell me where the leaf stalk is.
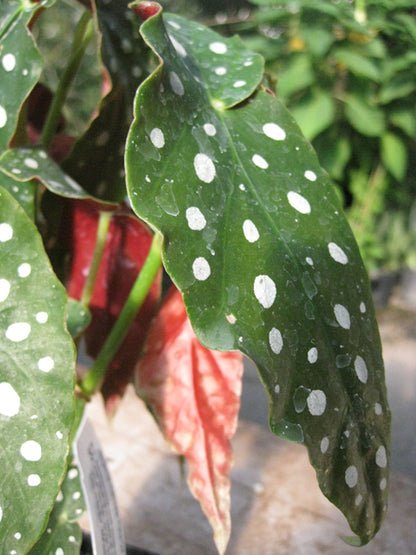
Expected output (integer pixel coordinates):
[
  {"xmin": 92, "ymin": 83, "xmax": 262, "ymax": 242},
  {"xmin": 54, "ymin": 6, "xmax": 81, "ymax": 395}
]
[{"xmin": 79, "ymin": 232, "xmax": 163, "ymax": 398}]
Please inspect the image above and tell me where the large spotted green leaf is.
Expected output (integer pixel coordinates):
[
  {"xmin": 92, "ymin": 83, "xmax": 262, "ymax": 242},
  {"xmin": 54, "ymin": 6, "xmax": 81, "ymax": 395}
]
[
  {"xmin": 0, "ymin": 1, "xmax": 50, "ymax": 153},
  {"xmin": 0, "ymin": 186, "xmax": 76, "ymax": 553},
  {"xmin": 126, "ymin": 5, "xmax": 390, "ymax": 545}
]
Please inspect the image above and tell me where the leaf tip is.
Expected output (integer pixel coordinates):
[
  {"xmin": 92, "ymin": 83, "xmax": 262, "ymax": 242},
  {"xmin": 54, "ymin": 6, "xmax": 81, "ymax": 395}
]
[{"xmin": 129, "ymin": 0, "xmax": 161, "ymax": 21}]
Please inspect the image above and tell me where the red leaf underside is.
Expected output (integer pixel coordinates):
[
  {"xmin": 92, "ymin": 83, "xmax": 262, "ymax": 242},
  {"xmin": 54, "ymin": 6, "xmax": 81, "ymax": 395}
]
[
  {"xmin": 136, "ymin": 286, "xmax": 243, "ymax": 554},
  {"xmin": 64, "ymin": 199, "xmax": 161, "ymax": 413}
]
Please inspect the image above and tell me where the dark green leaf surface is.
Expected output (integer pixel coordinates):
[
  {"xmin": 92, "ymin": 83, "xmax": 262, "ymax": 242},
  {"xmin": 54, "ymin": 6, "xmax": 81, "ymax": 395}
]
[
  {"xmin": 66, "ymin": 298, "xmax": 91, "ymax": 339},
  {"xmin": 29, "ymin": 464, "xmax": 85, "ymax": 554},
  {"xmin": 126, "ymin": 7, "xmax": 390, "ymax": 544},
  {"xmin": 0, "ymin": 2, "xmax": 43, "ymax": 153},
  {"xmin": 0, "ymin": 147, "xmax": 93, "ymax": 199},
  {"xmin": 63, "ymin": 0, "xmax": 150, "ymax": 202},
  {"xmin": 0, "ymin": 186, "xmax": 76, "ymax": 553}
]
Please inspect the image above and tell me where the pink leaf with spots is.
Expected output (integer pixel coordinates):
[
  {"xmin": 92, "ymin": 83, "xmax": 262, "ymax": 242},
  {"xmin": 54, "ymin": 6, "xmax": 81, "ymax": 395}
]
[{"xmin": 136, "ymin": 285, "xmax": 243, "ymax": 554}]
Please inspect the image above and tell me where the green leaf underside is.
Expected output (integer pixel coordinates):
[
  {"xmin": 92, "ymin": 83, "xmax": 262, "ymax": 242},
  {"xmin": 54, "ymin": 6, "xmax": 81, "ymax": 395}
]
[
  {"xmin": 29, "ymin": 464, "xmax": 85, "ymax": 554},
  {"xmin": 0, "ymin": 147, "xmax": 94, "ymax": 199},
  {"xmin": 0, "ymin": 2, "xmax": 43, "ymax": 153},
  {"xmin": 0, "ymin": 186, "xmax": 76, "ymax": 552},
  {"xmin": 126, "ymin": 8, "xmax": 390, "ymax": 544}
]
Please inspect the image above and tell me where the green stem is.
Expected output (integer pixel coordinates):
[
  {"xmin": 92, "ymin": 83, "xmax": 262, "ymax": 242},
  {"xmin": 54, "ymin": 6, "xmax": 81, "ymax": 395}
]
[
  {"xmin": 40, "ymin": 10, "xmax": 93, "ymax": 149},
  {"xmin": 79, "ymin": 232, "xmax": 163, "ymax": 398},
  {"xmin": 80, "ymin": 210, "xmax": 113, "ymax": 308}
]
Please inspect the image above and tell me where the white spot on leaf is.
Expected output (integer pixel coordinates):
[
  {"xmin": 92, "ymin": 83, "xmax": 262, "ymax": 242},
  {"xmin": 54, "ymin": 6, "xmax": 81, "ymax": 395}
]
[
  {"xmin": 263, "ymin": 123, "xmax": 286, "ymax": 141},
  {"xmin": 38, "ymin": 356, "xmax": 54, "ymax": 373},
  {"xmin": 203, "ymin": 123, "xmax": 216, "ymax": 136},
  {"xmin": 194, "ymin": 153, "xmax": 216, "ymax": 183},
  {"xmin": 304, "ymin": 170, "xmax": 317, "ymax": 181},
  {"xmin": 287, "ymin": 191, "xmax": 311, "ymax": 214},
  {"xmin": 0, "ymin": 106, "xmax": 7, "ymax": 128},
  {"xmin": 186, "ymin": 207, "xmax": 206, "ymax": 230},
  {"xmin": 169, "ymin": 71, "xmax": 184, "ymax": 96},
  {"xmin": 307, "ymin": 390, "xmax": 326, "ymax": 415},
  {"xmin": 308, "ymin": 347, "xmax": 318, "ymax": 364},
  {"xmin": 345, "ymin": 465, "xmax": 358, "ymax": 488},
  {"xmin": 169, "ymin": 35, "xmax": 186, "ymax": 57},
  {"xmin": 214, "ymin": 67, "xmax": 227, "ymax": 75},
  {"xmin": 20, "ymin": 440, "xmax": 42, "ymax": 462},
  {"xmin": 150, "ymin": 128, "xmax": 165, "ymax": 149},
  {"xmin": 192, "ymin": 257, "xmax": 211, "ymax": 281},
  {"xmin": 27, "ymin": 474, "xmax": 41, "ymax": 487},
  {"xmin": 6, "ymin": 322, "xmax": 31, "ymax": 342},
  {"xmin": 252, "ymin": 154, "xmax": 268, "ymax": 169},
  {"xmin": 243, "ymin": 219, "xmax": 259, "ymax": 243},
  {"xmin": 320, "ymin": 437, "xmax": 329, "ymax": 454},
  {"xmin": 0, "ymin": 382, "xmax": 20, "ymax": 416},
  {"xmin": 36, "ymin": 312, "xmax": 48, "ymax": 324},
  {"xmin": 233, "ymin": 80, "xmax": 246, "ymax": 87},
  {"xmin": 24, "ymin": 158, "xmax": 38, "ymax": 169},
  {"xmin": 269, "ymin": 328, "xmax": 283, "ymax": 354},
  {"xmin": 209, "ymin": 42, "xmax": 227, "ymax": 54},
  {"xmin": 376, "ymin": 445, "xmax": 387, "ymax": 468},
  {"xmin": 334, "ymin": 304, "xmax": 351, "ymax": 329},
  {"xmin": 2, "ymin": 53, "xmax": 16, "ymax": 72},
  {"xmin": 17, "ymin": 263, "xmax": 31, "ymax": 278},
  {"xmin": 328, "ymin": 242, "xmax": 348, "ymax": 264},
  {"xmin": 254, "ymin": 275, "xmax": 276, "ymax": 309},
  {"xmin": 0, "ymin": 279, "xmax": 10, "ymax": 302},
  {"xmin": 0, "ymin": 223, "xmax": 13, "ymax": 242},
  {"xmin": 354, "ymin": 355, "xmax": 368, "ymax": 383}
]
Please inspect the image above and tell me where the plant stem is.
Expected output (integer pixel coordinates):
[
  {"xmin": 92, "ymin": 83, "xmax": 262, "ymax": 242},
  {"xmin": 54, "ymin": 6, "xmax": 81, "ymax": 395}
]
[
  {"xmin": 80, "ymin": 210, "xmax": 113, "ymax": 308},
  {"xmin": 40, "ymin": 10, "xmax": 93, "ymax": 149},
  {"xmin": 79, "ymin": 232, "xmax": 163, "ymax": 398}
]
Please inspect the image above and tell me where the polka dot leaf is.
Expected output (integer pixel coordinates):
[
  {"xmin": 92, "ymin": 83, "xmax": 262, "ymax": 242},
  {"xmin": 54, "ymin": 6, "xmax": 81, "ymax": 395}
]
[
  {"xmin": 29, "ymin": 464, "xmax": 84, "ymax": 554},
  {"xmin": 126, "ymin": 6, "xmax": 390, "ymax": 545},
  {"xmin": 0, "ymin": 147, "xmax": 97, "ymax": 200},
  {"xmin": 0, "ymin": 187, "xmax": 76, "ymax": 553},
  {"xmin": 0, "ymin": 2, "xmax": 46, "ymax": 152}
]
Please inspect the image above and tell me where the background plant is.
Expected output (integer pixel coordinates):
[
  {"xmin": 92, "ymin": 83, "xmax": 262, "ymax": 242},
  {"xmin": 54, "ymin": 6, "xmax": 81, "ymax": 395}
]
[
  {"xmin": 0, "ymin": 1, "xmax": 390, "ymax": 554},
  {"xmin": 207, "ymin": 0, "xmax": 416, "ymax": 273}
]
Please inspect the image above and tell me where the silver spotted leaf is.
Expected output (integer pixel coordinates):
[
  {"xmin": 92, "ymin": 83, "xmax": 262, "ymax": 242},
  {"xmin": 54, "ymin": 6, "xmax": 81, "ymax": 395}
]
[
  {"xmin": 0, "ymin": 147, "xmax": 96, "ymax": 200},
  {"xmin": 0, "ymin": 1, "xmax": 49, "ymax": 152},
  {"xmin": 0, "ymin": 167, "xmax": 36, "ymax": 219},
  {"xmin": 63, "ymin": 0, "xmax": 150, "ymax": 202},
  {"xmin": 126, "ymin": 6, "xmax": 390, "ymax": 545},
  {"xmin": 0, "ymin": 186, "xmax": 76, "ymax": 552},
  {"xmin": 29, "ymin": 464, "xmax": 85, "ymax": 555}
]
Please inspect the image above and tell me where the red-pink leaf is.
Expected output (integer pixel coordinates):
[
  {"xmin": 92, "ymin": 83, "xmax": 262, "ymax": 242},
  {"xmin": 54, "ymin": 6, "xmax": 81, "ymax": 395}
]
[
  {"xmin": 64, "ymin": 199, "xmax": 161, "ymax": 413},
  {"xmin": 136, "ymin": 286, "xmax": 243, "ymax": 554}
]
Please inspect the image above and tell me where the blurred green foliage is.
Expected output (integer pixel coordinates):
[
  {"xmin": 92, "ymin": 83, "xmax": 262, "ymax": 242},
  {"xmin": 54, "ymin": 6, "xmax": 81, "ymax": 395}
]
[{"xmin": 210, "ymin": 0, "xmax": 416, "ymax": 272}]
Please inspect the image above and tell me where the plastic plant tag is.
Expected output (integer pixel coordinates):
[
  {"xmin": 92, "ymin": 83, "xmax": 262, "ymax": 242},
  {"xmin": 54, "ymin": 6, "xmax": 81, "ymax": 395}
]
[{"xmin": 73, "ymin": 417, "xmax": 126, "ymax": 555}]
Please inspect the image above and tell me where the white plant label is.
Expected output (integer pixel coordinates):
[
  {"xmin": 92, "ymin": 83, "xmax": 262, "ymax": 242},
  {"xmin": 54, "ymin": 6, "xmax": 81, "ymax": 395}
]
[{"xmin": 74, "ymin": 418, "xmax": 126, "ymax": 555}]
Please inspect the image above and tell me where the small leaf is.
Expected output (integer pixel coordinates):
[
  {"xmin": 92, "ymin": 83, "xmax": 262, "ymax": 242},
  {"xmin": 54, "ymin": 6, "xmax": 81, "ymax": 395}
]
[
  {"xmin": 29, "ymin": 464, "xmax": 85, "ymax": 554},
  {"xmin": 381, "ymin": 132, "xmax": 408, "ymax": 182},
  {"xmin": 0, "ymin": 186, "xmax": 76, "ymax": 553},
  {"xmin": 344, "ymin": 93, "xmax": 386, "ymax": 136},
  {"xmin": 277, "ymin": 54, "xmax": 315, "ymax": 99},
  {"xmin": 136, "ymin": 286, "xmax": 243, "ymax": 555},
  {"xmin": 64, "ymin": 199, "xmax": 161, "ymax": 413},
  {"xmin": 290, "ymin": 88, "xmax": 336, "ymax": 140},
  {"xmin": 126, "ymin": 8, "xmax": 390, "ymax": 545},
  {"xmin": 0, "ymin": 147, "xmax": 95, "ymax": 199},
  {"xmin": 333, "ymin": 48, "xmax": 381, "ymax": 82}
]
